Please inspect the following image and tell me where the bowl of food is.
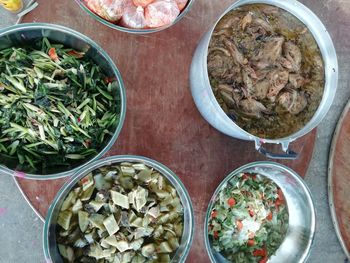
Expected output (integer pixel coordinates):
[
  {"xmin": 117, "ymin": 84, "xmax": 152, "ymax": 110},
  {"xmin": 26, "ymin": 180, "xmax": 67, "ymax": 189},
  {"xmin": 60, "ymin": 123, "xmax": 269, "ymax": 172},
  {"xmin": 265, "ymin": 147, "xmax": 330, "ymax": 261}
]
[
  {"xmin": 0, "ymin": 23, "xmax": 126, "ymax": 179},
  {"xmin": 43, "ymin": 155, "xmax": 194, "ymax": 262},
  {"xmin": 190, "ymin": 0, "xmax": 338, "ymax": 159},
  {"xmin": 205, "ymin": 162, "xmax": 315, "ymax": 263},
  {"xmin": 75, "ymin": 0, "xmax": 195, "ymax": 34}
]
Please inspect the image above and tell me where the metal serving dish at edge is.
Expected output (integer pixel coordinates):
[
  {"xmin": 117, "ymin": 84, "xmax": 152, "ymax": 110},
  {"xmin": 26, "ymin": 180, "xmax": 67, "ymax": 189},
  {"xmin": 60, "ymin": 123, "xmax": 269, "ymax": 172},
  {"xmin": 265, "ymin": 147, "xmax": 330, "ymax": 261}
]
[
  {"xmin": 43, "ymin": 155, "xmax": 195, "ymax": 263},
  {"xmin": 0, "ymin": 23, "xmax": 126, "ymax": 180},
  {"xmin": 204, "ymin": 161, "xmax": 316, "ymax": 263},
  {"xmin": 190, "ymin": 0, "xmax": 338, "ymax": 159}
]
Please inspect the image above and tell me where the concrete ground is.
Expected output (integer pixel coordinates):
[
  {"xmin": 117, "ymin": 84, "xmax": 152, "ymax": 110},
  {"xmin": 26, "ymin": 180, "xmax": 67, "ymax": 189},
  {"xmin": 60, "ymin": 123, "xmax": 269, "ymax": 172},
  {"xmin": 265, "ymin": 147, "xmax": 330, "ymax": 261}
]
[{"xmin": 0, "ymin": 2, "xmax": 349, "ymax": 263}]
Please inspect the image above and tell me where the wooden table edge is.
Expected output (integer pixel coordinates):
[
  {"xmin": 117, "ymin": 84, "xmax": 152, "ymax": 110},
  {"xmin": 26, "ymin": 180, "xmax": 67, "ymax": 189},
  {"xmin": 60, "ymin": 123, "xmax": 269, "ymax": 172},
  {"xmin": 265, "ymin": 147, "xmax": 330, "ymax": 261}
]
[
  {"xmin": 13, "ymin": 176, "xmax": 45, "ymax": 222},
  {"xmin": 328, "ymin": 99, "xmax": 350, "ymax": 259}
]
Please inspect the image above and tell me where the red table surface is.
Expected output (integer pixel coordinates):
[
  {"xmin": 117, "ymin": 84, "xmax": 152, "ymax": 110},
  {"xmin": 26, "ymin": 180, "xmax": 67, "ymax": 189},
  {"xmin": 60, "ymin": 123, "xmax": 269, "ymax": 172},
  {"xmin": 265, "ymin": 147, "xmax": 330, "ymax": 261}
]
[{"xmin": 14, "ymin": 0, "xmax": 322, "ymax": 262}]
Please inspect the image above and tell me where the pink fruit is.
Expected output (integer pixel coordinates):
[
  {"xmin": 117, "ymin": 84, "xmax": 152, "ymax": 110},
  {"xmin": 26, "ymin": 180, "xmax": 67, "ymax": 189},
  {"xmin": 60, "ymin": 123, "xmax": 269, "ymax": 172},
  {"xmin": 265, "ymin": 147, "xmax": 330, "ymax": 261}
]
[
  {"xmin": 121, "ymin": 1, "xmax": 147, "ymax": 29},
  {"xmin": 84, "ymin": 0, "xmax": 126, "ymax": 22},
  {"xmin": 175, "ymin": 0, "xmax": 187, "ymax": 11},
  {"xmin": 145, "ymin": 0, "xmax": 180, "ymax": 28},
  {"xmin": 132, "ymin": 0, "xmax": 154, "ymax": 7}
]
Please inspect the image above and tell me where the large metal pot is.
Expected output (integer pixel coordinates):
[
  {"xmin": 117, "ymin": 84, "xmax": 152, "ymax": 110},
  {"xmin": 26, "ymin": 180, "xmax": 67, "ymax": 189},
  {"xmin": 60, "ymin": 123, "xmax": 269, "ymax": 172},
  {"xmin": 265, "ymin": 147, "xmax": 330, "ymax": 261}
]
[
  {"xmin": 0, "ymin": 23, "xmax": 126, "ymax": 179},
  {"xmin": 190, "ymin": 0, "xmax": 338, "ymax": 159}
]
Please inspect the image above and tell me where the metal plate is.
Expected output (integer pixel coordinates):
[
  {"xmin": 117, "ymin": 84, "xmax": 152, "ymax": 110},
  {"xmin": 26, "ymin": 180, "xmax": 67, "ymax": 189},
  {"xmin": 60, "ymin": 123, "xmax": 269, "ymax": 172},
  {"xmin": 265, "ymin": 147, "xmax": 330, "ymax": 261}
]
[{"xmin": 329, "ymin": 100, "xmax": 350, "ymax": 259}]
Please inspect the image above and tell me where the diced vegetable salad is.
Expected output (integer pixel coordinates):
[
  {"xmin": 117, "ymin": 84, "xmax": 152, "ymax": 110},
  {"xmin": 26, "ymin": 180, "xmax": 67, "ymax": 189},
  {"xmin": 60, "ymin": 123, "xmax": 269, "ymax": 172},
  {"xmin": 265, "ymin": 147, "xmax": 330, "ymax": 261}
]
[
  {"xmin": 0, "ymin": 38, "xmax": 121, "ymax": 174},
  {"xmin": 208, "ymin": 173, "xmax": 289, "ymax": 263},
  {"xmin": 56, "ymin": 162, "xmax": 184, "ymax": 263}
]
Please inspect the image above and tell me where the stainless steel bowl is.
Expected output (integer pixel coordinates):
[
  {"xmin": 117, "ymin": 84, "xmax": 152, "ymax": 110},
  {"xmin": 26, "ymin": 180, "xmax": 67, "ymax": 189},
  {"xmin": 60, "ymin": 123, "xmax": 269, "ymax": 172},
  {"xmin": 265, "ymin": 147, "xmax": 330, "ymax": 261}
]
[
  {"xmin": 0, "ymin": 23, "xmax": 126, "ymax": 180},
  {"xmin": 43, "ymin": 155, "xmax": 195, "ymax": 263},
  {"xmin": 190, "ymin": 0, "xmax": 338, "ymax": 159},
  {"xmin": 75, "ymin": 0, "xmax": 196, "ymax": 34},
  {"xmin": 204, "ymin": 162, "xmax": 316, "ymax": 263}
]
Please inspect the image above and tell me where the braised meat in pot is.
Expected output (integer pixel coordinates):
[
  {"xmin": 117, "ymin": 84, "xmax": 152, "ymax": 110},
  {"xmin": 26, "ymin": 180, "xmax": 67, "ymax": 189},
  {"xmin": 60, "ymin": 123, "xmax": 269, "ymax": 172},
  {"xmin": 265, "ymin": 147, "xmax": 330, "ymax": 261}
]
[{"xmin": 207, "ymin": 4, "xmax": 325, "ymax": 139}]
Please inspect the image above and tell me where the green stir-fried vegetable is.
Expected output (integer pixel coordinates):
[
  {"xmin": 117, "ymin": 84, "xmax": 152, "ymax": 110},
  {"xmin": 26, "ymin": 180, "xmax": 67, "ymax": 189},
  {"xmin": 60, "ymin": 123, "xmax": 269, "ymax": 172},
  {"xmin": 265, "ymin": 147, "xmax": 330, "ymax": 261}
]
[
  {"xmin": 56, "ymin": 162, "xmax": 184, "ymax": 263},
  {"xmin": 0, "ymin": 38, "xmax": 121, "ymax": 174},
  {"xmin": 208, "ymin": 173, "xmax": 289, "ymax": 263}
]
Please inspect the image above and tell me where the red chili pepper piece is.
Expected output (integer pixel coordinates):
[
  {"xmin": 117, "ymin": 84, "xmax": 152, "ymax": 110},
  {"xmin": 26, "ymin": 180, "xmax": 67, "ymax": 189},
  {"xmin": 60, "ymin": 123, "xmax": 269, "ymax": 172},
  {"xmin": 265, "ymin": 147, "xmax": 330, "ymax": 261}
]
[
  {"xmin": 104, "ymin": 76, "xmax": 116, "ymax": 84},
  {"xmin": 48, "ymin": 47, "xmax": 58, "ymax": 61},
  {"xmin": 85, "ymin": 140, "xmax": 92, "ymax": 147},
  {"xmin": 211, "ymin": 210, "xmax": 218, "ymax": 218},
  {"xmin": 213, "ymin": 230, "xmax": 219, "ymax": 239},
  {"xmin": 67, "ymin": 50, "xmax": 85, "ymax": 58},
  {"xmin": 266, "ymin": 212, "xmax": 273, "ymax": 221}
]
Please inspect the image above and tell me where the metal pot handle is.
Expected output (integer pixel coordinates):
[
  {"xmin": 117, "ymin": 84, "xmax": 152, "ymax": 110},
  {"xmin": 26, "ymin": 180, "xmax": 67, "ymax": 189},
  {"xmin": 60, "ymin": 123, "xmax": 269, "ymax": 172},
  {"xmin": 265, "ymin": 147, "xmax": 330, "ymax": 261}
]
[{"xmin": 255, "ymin": 140, "xmax": 298, "ymax": 160}]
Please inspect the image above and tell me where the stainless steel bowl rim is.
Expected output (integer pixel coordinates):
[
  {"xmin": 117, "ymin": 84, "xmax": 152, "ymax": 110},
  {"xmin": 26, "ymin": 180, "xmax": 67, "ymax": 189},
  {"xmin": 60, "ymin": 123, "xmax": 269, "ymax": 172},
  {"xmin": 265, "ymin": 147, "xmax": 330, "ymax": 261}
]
[
  {"xmin": 0, "ymin": 23, "xmax": 127, "ymax": 180},
  {"xmin": 190, "ymin": 0, "xmax": 338, "ymax": 151},
  {"xmin": 74, "ymin": 0, "xmax": 196, "ymax": 34},
  {"xmin": 204, "ymin": 161, "xmax": 316, "ymax": 263},
  {"xmin": 43, "ymin": 155, "xmax": 195, "ymax": 263}
]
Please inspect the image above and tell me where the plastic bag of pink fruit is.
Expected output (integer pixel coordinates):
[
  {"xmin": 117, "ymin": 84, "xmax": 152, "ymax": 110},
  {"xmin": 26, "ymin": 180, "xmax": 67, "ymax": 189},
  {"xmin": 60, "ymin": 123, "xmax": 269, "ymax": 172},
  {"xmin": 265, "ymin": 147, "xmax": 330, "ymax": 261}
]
[
  {"xmin": 120, "ymin": 1, "xmax": 147, "ymax": 29},
  {"xmin": 84, "ymin": 0, "xmax": 127, "ymax": 22},
  {"xmin": 145, "ymin": 0, "xmax": 180, "ymax": 28}
]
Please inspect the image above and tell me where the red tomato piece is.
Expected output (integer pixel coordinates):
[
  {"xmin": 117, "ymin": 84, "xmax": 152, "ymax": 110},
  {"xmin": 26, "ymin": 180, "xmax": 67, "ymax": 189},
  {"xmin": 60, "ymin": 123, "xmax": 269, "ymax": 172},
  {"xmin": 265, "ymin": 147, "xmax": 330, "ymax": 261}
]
[
  {"xmin": 247, "ymin": 239, "xmax": 255, "ymax": 246},
  {"xmin": 253, "ymin": 248, "xmax": 266, "ymax": 257},
  {"xmin": 227, "ymin": 197, "xmax": 236, "ymax": 207}
]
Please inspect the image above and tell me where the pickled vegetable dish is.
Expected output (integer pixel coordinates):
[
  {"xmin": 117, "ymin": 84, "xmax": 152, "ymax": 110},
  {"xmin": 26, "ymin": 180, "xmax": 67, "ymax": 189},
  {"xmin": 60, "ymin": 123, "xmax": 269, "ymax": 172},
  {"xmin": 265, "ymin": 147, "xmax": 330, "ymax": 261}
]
[
  {"xmin": 208, "ymin": 4, "xmax": 324, "ymax": 139},
  {"xmin": 208, "ymin": 173, "xmax": 289, "ymax": 263},
  {"xmin": 56, "ymin": 162, "xmax": 184, "ymax": 262},
  {"xmin": 0, "ymin": 38, "xmax": 121, "ymax": 174}
]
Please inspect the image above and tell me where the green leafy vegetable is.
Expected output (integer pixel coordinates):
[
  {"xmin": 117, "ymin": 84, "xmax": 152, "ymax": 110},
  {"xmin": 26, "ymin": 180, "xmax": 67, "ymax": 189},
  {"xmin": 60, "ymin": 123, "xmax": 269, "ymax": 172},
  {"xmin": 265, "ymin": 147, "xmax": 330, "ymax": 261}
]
[{"xmin": 0, "ymin": 38, "xmax": 121, "ymax": 174}]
